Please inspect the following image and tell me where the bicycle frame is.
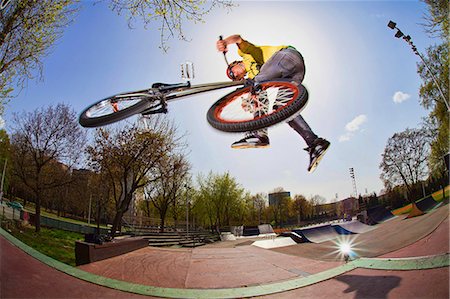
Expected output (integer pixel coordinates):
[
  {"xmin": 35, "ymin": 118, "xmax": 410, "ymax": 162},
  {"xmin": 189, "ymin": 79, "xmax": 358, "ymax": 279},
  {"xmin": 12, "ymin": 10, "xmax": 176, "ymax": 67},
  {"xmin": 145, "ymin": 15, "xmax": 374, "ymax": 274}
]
[{"xmin": 163, "ymin": 80, "xmax": 245, "ymax": 102}]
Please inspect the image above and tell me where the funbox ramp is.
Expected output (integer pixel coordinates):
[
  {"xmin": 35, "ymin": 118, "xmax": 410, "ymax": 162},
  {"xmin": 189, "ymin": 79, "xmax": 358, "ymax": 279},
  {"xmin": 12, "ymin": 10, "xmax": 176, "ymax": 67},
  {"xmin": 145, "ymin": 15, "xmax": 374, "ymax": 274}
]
[{"xmin": 332, "ymin": 220, "xmax": 375, "ymax": 234}]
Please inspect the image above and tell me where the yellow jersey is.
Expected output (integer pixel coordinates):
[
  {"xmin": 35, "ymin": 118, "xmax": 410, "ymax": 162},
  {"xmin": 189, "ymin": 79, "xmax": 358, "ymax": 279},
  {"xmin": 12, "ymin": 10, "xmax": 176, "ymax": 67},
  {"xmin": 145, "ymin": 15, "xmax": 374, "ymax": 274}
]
[{"xmin": 237, "ymin": 40, "xmax": 287, "ymax": 79}]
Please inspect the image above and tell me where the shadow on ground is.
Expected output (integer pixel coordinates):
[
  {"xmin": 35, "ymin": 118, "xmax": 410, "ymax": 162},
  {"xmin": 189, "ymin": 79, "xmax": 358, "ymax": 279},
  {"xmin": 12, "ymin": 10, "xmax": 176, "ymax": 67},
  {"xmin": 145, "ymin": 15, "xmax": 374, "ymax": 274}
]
[{"xmin": 335, "ymin": 274, "xmax": 401, "ymax": 299}]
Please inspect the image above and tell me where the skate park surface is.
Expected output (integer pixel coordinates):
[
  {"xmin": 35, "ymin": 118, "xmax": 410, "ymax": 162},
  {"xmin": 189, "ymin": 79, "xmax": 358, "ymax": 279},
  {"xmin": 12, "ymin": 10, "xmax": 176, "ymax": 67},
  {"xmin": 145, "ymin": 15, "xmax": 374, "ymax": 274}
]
[{"xmin": 1, "ymin": 203, "xmax": 449, "ymax": 298}]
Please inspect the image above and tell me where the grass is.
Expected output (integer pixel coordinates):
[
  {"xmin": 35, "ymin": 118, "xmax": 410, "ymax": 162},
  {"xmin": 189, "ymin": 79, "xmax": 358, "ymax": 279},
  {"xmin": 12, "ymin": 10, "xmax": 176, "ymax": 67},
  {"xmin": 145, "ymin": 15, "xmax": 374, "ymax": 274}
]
[
  {"xmin": 1, "ymin": 219, "xmax": 83, "ymax": 266},
  {"xmin": 13, "ymin": 198, "xmax": 109, "ymax": 229}
]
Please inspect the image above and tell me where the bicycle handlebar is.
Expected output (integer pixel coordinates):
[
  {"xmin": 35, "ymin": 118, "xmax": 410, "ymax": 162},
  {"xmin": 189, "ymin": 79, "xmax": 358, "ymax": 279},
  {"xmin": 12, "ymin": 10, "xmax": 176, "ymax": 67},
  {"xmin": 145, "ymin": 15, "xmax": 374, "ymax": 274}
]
[{"xmin": 219, "ymin": 35, "xmax": 230, "ymax": 66}]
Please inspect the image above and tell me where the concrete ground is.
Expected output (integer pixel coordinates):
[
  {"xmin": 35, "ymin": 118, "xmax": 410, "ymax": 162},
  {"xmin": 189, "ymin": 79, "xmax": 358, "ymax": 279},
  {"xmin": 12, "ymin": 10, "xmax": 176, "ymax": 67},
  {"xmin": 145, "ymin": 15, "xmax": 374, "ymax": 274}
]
[{"xmin": 1, "ymin": 204, "xmax": 448, "ymax": 298}]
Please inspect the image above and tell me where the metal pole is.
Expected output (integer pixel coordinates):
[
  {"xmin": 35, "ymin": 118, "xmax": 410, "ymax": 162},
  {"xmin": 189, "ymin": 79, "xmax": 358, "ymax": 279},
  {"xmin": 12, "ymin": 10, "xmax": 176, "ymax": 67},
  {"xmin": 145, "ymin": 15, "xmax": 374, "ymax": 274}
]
[
  {"xmin": 415, "ymin": 50, "xmax": 449, "ymax": 111},
  {"xmin": 88, "ymin": 194, "xmax": 92, "ymax": 225},
  {"xmin": 388, "ymin": 21, "xmax": 449, "ymax": 111},
  {"xmin": 0, "ymin": 158, "xmax": 7, "ymax": 202},
  {"xmin": 186, "ymin": 187, "xmax": 189, "ymax": 236}
]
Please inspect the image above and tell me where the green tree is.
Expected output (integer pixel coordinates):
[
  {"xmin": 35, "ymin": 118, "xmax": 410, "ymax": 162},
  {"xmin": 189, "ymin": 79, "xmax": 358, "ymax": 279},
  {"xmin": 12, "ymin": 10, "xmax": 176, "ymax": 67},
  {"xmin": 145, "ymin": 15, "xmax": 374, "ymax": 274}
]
[
  {"xmin": 418, "ymin": 0, "xmax": 449, "ymax": 176},
  {"xmin": 193, "ymin": 172, "xmax": 246, "ymax": 230},
  {"xmin": 107, "ymin": 0, "xmax": 234, "ymax": 51},
  {"xmin": 0, "ymin": 0, "xmax": 78, "ymax": 103}
]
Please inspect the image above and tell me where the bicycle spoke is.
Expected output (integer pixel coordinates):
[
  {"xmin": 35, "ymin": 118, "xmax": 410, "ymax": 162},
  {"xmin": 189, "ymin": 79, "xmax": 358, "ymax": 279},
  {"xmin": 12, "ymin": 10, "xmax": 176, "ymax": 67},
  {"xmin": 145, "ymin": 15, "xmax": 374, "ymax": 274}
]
[
  {"xmin": 271, "ymin": 87, "xmax": 295, "ymax": 108},
  {"xmin": 86, "ymin": 97, "xmax": 141, "ymax": 118}
]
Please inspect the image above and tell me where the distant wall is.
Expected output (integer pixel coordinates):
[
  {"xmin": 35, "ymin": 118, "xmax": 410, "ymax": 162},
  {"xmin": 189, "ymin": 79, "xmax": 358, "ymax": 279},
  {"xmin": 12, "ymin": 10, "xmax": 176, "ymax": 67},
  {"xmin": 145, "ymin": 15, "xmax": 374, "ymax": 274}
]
[{"xmin": 29, "ymin": 214, "xmax": 109, "ymax": 235}]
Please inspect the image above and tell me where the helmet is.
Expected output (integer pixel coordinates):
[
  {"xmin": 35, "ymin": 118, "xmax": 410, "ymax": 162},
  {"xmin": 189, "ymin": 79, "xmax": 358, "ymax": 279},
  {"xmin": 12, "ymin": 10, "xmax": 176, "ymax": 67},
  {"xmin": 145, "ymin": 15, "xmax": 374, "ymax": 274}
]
[{"xmin": 226, "ymin": 61, "xmax": 242, "ymax": 80}]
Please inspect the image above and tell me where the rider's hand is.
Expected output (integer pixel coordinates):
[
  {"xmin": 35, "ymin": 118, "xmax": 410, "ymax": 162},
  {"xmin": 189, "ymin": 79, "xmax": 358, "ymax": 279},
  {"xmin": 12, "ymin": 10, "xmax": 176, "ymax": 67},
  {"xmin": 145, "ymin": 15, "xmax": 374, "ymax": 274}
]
[
  {"xmin": 216, "ymin": 39, "xmax": 228, "ymax": 53},
  {"xmin": 244, "ymin": 78, "xmax": 254, "ymax": 86},
  {"xmin": 248, "ymin": 81, "xmax": 262, "ymax": 95}
]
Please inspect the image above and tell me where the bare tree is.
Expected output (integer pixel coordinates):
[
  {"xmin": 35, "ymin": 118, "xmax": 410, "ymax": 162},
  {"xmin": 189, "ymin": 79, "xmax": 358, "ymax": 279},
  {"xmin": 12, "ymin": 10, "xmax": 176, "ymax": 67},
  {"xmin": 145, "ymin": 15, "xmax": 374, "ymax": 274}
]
[
  {"xmin": 10, "ymin": 103, "xmax": 86, "ymax": 232},
  {"xmin": 145, "ymin": 153, "xmax": 190, "ymax": 232},
  {"xmin": 309, "ymin": 194, "xmax": 325, "ymax": 218},
  {"xmin": 107, "ymin": 0, "xmax": 234, "ymax": 52},
  {"xmin": 293, "ymin": 194, "xmax": 308, "ymax": 225},
  {"xmin": 379, "ymin": 127, "xmax": 432, "ymax": 198},
  {"xmin": 247, "ymin": 193, "xmax": 266, "ymax": 225},
  {"xmin": 0, "ymin": 0, "xmax": 79, "ymax": 101},
  {"xmin": 86, "ymin": 116, "xmax": 185, "ymax": 236}
]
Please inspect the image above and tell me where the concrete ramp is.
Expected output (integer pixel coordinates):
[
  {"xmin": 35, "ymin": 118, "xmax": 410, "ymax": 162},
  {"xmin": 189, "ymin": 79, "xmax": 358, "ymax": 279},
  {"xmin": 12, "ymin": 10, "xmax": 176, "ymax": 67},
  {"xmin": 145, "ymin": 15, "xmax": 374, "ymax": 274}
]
[
  {"xmin": 333, "ymin": 220, "xmax": 375, "ymax": 234},
  {"xmin": 415, "ymin": 196, "xmax": 439, "ymax": 212},
  {"xmin": 293, "ymin": 225, "xmax": 341, "ymax": 243},
  {"xmin": 367, "ymin": 205, "xmax": 395, "ymax": 225},
  {"xmin": 252, "ymin": 237, "xmax": 297, "ymax": 249},
  {"xmin": 280, "ymin": 231, "xmax": 304, "ymax": 243}
]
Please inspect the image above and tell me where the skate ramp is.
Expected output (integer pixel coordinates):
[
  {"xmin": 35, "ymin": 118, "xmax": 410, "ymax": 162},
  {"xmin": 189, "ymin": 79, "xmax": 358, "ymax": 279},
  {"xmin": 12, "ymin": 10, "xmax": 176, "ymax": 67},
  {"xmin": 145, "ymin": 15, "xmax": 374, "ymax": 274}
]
[
  {"xmin": 280, "ymin": 231, "xmax": 304, "ymax": 243},
  {"xmin": 415, "ymin": 196, "xmax": 439, "ymax": 212},
  {"xmin": 252, "ymin": 237, "xmax": 297, "ymax": 249},
  {"xmin": 272, "ymin": 203, "xmax": 449, "ymax": 260},
  {"xmin": 333, "ymin": 220, "xmax": 375, "ymax": 234},
  {"xmin": 293, "ymin": 225, "xmax": 341, "ymax": 243},
  {"xmin": 406, "ymin": 203, "xmax": 425, "ymax": 219},
  {"xmin": 367, "ymin": 205, "xmax": 395, "ymax": 225},
  {"xmin": 242, "ymin": 226, "xmax": 260, "ymax": 236},
  {"xmin": 258, "ymin": 224, "xmax": 274, "ymax": 234}
]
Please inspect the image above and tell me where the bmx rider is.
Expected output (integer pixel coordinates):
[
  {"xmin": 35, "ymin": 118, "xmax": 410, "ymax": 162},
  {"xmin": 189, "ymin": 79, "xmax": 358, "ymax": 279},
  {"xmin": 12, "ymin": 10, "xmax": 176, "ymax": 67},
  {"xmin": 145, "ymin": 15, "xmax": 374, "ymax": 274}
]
[{"xmin": 216, "ymin": 34, "xmax": 330, "ymax": 172}]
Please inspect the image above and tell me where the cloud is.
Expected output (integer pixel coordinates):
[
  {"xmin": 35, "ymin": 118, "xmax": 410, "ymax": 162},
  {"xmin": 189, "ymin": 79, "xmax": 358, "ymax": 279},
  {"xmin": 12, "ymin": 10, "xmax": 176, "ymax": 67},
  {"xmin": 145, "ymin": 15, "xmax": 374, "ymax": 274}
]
[
  {"xmin": 393, "ymin": 91, "xmax": 410, "ymax": 104},
  {"xmin": 345, "ymin": 114, "xmax": 368, "ymax": 132},
  {"xmin": 339, "ymin": 114, "xmax": 368, "ymax": 142},
  {"xmin": 338, "ymin": 133, "xmax": 351, "ymax": 142},
  {"xmin": 0, "ymin": 116, "xmax": 4, "ymax": 129}
]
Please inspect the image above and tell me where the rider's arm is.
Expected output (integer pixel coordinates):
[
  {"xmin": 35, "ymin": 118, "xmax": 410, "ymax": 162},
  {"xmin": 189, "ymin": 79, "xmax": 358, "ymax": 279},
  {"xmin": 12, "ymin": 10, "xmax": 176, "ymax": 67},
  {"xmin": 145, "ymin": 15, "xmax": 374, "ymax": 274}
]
[{"xmin": 216, "ymin": 34, "xmax": 243, "ymax": 52}]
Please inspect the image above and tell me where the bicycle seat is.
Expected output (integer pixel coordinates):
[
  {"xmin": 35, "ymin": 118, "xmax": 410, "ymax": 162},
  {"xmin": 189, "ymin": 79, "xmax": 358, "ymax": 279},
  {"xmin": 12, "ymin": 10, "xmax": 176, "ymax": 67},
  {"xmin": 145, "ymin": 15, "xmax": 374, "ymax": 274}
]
[{"xmin": 152, "ymin": 82, "xmax": 191, "ymax": 90}]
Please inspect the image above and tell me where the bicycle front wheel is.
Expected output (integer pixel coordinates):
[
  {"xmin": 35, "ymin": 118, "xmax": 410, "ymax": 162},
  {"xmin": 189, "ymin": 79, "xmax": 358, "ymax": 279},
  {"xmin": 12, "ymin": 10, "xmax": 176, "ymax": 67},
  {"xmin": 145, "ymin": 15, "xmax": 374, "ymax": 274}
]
[
  {"xmin": 207, "ymin": 81, "xmax": 308, "ymax": 132},
  {"xmin": 79, "ymin": 92, "xmax": 154, "ymax": 128}
]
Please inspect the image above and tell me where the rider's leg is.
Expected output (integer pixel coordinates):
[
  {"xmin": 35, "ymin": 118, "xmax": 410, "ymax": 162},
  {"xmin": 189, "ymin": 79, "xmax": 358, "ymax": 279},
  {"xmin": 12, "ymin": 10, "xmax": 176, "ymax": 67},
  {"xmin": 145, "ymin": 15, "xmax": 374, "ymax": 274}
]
[
  {"xmin": 287, "ymin": 115, "xmax": 317, "ymax": 147},
  {"xmin": 231, "ymin": 49, "xmax": 293, "ymax": 149},
  {"xmin": 260, "ymin": 48, "xmax": 330, "ymax": 171}
]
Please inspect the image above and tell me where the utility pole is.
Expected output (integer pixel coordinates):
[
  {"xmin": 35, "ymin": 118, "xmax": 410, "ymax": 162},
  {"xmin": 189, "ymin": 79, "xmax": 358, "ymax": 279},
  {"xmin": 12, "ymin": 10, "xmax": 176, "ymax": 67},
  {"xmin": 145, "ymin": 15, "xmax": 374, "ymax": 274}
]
[{"xmin": 0, "ymin": 158, "xmax": 7, "ymax": 202}]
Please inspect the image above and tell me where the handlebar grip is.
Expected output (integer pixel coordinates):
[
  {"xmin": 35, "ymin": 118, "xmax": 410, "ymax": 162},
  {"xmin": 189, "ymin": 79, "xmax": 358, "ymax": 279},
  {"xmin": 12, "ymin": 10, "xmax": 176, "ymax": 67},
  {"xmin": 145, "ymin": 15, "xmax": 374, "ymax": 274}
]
[{"xmin": 219, "ymin": 35, "xmax": 229, "ymax": 66}]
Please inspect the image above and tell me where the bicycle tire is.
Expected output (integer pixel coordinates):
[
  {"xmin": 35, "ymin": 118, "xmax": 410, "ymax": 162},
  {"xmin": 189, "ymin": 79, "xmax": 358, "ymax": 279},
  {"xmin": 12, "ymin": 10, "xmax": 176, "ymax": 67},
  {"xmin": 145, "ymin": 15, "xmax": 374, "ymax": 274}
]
[
  {"xmin": 79, "ymin": 92, "xmax": 154, "ymax": 128},
  {"xmin": 207, "ymin": 81, "xmax": 308, "ymax": 133}
]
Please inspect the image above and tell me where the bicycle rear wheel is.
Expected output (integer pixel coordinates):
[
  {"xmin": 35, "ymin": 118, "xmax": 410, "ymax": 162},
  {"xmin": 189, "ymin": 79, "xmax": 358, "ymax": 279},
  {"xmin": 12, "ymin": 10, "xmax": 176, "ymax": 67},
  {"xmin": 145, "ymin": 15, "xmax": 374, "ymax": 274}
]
[
  {"xmin": 79, "ymin": 92, "xmax": 154, "ymax": 128},
  {"xmin": 207, "ymin": 81, "xmax": 308, "ymax": 132}
]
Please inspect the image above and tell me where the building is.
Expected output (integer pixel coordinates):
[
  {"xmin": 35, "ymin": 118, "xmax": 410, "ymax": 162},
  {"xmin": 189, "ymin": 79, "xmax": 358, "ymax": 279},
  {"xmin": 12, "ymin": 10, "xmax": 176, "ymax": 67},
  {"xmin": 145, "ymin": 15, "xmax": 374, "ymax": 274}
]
[{"xmin": 268, "ymin": 191, "xmax": 291, "ymax": 206}]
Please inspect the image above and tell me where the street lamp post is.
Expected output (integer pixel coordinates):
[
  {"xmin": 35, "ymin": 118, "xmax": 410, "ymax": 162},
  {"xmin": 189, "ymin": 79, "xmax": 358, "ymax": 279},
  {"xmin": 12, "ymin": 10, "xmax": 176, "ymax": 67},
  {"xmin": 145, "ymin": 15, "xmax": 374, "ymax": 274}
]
[
  {"xmin": 387, "ymin": 20, "xmax": 449, "ymax": 111},
  {"xmin": 0, "ymin": 158, "xmax": 7, "ymax": 202},
  {"xmin": 185, "ymin": 185, "xmax": 190, "ymax": 237},
  {"xmin": 349, "ymin": 167, "xmax": 358, "ymax": 197}
]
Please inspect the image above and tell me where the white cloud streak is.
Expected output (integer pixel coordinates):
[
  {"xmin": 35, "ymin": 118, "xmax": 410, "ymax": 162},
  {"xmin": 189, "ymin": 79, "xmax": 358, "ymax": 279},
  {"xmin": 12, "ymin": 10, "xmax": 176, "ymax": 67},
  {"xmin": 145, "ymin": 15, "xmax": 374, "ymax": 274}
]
[
  {"xmin": 393, "ymin": 91, "xmax": 410, "ymax": 103},
  {"xmin": 339, "ymin": 114, "xmax": 368, "ymax": 142}
]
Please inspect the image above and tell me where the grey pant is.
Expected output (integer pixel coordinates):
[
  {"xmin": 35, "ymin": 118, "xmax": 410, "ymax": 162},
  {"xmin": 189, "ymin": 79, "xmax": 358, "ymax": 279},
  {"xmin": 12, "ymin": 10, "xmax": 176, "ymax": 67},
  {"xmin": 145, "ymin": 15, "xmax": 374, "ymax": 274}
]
[{"xmin": 254, "ymin": 48, "xmax": 318, "ymax": 147}]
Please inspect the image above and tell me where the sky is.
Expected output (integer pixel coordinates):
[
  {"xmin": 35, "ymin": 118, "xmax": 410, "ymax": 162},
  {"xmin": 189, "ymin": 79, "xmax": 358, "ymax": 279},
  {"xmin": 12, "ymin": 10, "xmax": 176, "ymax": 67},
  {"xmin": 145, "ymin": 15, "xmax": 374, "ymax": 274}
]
[{"xmin": 2, "ymin": 0, "xmax": 437, "ymax": 202}]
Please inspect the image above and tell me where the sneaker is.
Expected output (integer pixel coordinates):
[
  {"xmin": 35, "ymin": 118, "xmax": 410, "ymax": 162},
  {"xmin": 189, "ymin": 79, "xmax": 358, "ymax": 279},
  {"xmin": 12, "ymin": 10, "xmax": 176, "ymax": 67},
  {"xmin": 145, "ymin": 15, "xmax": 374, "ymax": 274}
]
[
  {"xmin": 305, "ymin": 138, "xmax": 330, "ymax": 172},
  {"xmin": 231, "ymin": 133, "xmax": 270, "ymax": 149}
]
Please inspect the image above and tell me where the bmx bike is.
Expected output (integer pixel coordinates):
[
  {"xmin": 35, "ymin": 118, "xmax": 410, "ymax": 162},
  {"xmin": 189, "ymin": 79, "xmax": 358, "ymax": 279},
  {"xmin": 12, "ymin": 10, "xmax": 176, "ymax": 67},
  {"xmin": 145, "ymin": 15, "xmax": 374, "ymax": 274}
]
[{"xmin": 79, "ymin": 63, "xmax": 309, "ymax": 133}]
